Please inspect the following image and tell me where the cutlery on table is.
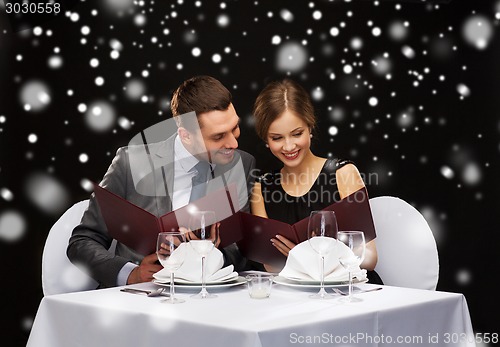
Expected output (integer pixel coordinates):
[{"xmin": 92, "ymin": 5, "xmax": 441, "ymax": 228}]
[
  {"xmin": 332, "ymin": 287, "xmax": 382, "ymax": 296},
  {"xmin": 120, "ymin": 288, "xmax": 168, "ymax": 297}
]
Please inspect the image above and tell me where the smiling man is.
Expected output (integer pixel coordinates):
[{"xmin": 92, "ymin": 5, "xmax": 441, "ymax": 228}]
[
  {"xmin": 67, "ymin": 76, "xmax": 258, "ymax": 288},
  {"xmin": 171, "ymin": 77, "xmax": 241, "ymax": 166}
]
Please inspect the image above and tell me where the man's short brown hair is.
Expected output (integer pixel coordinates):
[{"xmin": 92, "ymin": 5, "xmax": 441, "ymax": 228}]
[{"xmin": 171, "ymin": 76, "xmax": 232, "ymax": 123}]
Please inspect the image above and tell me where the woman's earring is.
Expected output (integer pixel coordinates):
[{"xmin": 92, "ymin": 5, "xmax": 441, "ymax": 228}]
[
  {"xmin": 265, "ymin": 143, "xmax": 269, "ymax": 148},
  {"xmin": 309, "ymin": 134, "xmax": 313, "ymax": 138}
]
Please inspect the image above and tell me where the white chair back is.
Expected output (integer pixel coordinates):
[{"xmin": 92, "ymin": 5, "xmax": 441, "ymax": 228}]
[
  {"xmin": 42, "ymin": 200, "xmax": 98, "ymax": 295},
  {"xmin": 370, "ymin": 196, "xmax": 439, "ymax": 290}
]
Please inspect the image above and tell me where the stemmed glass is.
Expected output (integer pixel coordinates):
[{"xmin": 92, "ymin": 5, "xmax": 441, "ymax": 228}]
[
  {"xmin": 156, "ymin": 231, "xmax": 187, "ymax": 304},
  {"xmin": 307, "ymin": 210, "xmax": 338, "ymax": 299},
  {"xmin": 188, "ymin": 211, "xmax": 218, "ymax": 299},
  {"xmin": 337, "ymin": 231, "xmax": 366, "ymax": 303}
]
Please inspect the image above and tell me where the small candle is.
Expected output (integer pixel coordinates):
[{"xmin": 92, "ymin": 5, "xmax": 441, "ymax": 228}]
[{"xmin": 250, "ymin": 287, "xmax": 270, "ymax": 299}]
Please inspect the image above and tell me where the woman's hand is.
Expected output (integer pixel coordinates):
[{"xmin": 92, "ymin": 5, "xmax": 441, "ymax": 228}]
[
  {"xmin": 271, "ymin": 234, "xmax": 296, "ymax": 257},
  {"xmin": 361, "ymin": 239, "xmax": 378, "ymax": 271}
]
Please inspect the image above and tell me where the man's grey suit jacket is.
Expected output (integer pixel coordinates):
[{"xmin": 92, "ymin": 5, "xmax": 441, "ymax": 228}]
[{"xmin": 67, "ymin": 134, "xmax": 256, "ymax": 288}]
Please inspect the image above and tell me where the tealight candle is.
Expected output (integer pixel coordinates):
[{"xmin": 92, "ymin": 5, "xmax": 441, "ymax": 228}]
[
  {"xmin": 250, "ymin": 287, "xmax": 270, "ymax": 299},
  {"xmin": 246, "ymin": 274, "xmax": 273, "ymax": 299}
]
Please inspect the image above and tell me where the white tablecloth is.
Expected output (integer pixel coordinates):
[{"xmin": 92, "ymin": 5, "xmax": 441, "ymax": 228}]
[{"xmin": 27, "ymin": 282, "xmax": 475, "ymax": 347}]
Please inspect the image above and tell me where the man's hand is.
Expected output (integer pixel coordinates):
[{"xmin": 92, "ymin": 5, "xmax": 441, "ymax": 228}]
[
  {"xmin": 126, "ymin": 253, "xmax": 162, "ymax": 284},
  {"xmin": 182, "ymin": 223, "xmax": 221, "ymax": 248}
]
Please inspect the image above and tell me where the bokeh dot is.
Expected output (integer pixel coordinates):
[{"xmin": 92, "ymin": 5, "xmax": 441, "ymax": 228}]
[
  {"xmin": 0, "ymin": 210, "xmax": 26, "ymax": 242},
  {"xmin": 28, "ymin": 134, "xmax": 38, "ymax": 143},
  {"xmin": 79, "ymin": 153, "xmax": 89, "ymax": 163}
]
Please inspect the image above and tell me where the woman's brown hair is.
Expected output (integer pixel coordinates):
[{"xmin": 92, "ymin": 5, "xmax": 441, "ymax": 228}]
[{"xmin": 253, "ymin": 79, "xmax": 316, "ymax": 141}]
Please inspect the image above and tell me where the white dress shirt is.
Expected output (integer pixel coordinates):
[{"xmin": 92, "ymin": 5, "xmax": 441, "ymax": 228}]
[
  {"xmin": 172, "ymin": 135, "xmax": 212, "ymax": 210},
  {"xmin": 117, "ymin": 135, "xmax": 212, "ymax": 285}
]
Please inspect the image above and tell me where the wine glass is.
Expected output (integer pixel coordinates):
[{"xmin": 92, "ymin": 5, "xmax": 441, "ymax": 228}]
[
  {"xmin": 156, "ymin": 231, "xmax": 187, "ymax": 304},
  {"xmin": 337, "ymin": 231, "xmax": 366, "ymax": 303},
  {"xmin": 188, "ymin": 211, "xmax": 218, "ymax": 299},
  {"xmin": 307, "ymin": 210, "xmax": 338, "ymax": 299}
]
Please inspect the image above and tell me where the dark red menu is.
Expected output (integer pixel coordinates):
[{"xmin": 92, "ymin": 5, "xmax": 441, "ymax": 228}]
[
  {"xmin": 233, "ymin": 187, "xmax": 376, "ymax": 268},
  {"xmin": 93, "ymin": 183, "xmax": 243, "ymax": 254},
  {"xmin": 95, "ymin": 183, "xmax": 375, "ymax": 268}
]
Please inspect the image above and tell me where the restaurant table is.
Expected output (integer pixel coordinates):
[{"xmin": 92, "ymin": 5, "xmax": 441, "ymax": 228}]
[{"xmin": 27, "ymin": 281, "xmax": 475, "ymax": 347}]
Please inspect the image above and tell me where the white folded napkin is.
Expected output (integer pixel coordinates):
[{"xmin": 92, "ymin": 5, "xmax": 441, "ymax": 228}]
[
  {"xmin": 279, "ymin": 239, "xmax": 367, "ymax": 282},
  {"xmin": 153, "ymin": 243, "xmax": 236, "ymax": 283}
]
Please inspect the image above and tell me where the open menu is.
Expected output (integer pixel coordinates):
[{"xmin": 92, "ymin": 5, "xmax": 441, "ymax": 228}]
[
  {"xmin": 93, "ymin": 182, "xmax": 243, "ymax": 255},
  {"xmin": 94, "ymin": 183, "xmax": 375, "ymax": 268},
  {"xmin": 232, "ymin": 187, "xmax": 376, "ymax": 268}
]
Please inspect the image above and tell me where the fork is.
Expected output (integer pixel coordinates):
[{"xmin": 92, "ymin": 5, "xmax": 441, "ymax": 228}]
[{"xmin": 333, "ymin": 287, "xmax": 382, "ymax": 296}]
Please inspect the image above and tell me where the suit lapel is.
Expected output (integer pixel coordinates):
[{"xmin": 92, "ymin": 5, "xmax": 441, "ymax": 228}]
[{"xmin": 150, "ymin": 134, "xmax": 176, "ymax": 213}]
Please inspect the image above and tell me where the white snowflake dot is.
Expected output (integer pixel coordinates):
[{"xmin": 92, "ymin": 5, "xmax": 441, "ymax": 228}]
[
  {"xmin": 217, "ymin": 14, "xmax": 230, "ymax": 27},
  {"xmin": 0, "ymin": 188, "xmax": 14, "ymax": 201},
  {"xmin": 95, "ymin": 77, "xmax": 104, "ymax": 86},
  {"xmin": 212, "ymin": 54, "xmax": 222, "ymax": 63},
  {"xmin": 440, "ymin": 166, "xmax": 454, "ymax": 179},
  {"xmin": 330, "ymin": 27, "xmax": 340, "ymax": 36},
  {"xmin": 79, "ymin": 153, "xmax": 89, "ymax": 163},
  {"xmin": 280, "ymin": 9, "xmax": 294, "ymax": 22},
  {"xmin": 192, "ymin": 47, "xmax": 201, "ymax": 57},
  {"xmin": 80, "ymin": 179, "xmax": 93, "ymax": 192},
  {"xmin": 328, "ymin": 126, "xmax": 338, "ymax": 136},
  {"xmin": 372, "ymin": 27, "xmax": 381, "ymax": 36},
  {"xmin": 343, "ymin": 65, "xmax": 353, "ymax": 74},
  {"xmin": 78, "ymin": 104, "xmax": 87, "ymax": 113},
  {"xmin": 33, "ymin": 27, "xmax": 43, "ymax": 36},
  {"xmin": 81, "ymin": 26, "xmax": 90, "ymax": 35},
  {"xmin": 457, "ymin": 83, "xmax": 471, "ymax": 97}
]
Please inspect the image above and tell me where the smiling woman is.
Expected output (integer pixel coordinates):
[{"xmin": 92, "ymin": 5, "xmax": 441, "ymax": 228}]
[{"xmin": 250, "ymin": 79, "xmax": 381, "ymax": 284}]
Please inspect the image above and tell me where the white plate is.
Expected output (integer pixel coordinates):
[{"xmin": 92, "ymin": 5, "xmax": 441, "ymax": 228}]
[
  {"xmin": 273, "ymin": 276, "xmax": 368, "ymax": 288},
  {"xmin": 153, "ymin": 276, "xmax": 247, "ymax": 288},
  {"xmin": 281, "ymin": 275, "xmax": 367, "ymax": 285},
  {"xmin": 174, "ymin": 273, "xmax": 239, "ymax": 285},
  {"xmin": 153, "ymin": 271, "xmax": 238, "ymax": 285}
]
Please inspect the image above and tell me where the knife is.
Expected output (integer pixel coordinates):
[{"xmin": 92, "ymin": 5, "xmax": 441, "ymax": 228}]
[{"xmin": 120, "ymin": 288, "xmax": 169, "ymax": 297}]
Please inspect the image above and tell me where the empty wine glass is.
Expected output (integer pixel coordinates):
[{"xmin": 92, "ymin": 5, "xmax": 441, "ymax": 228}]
[
  {"xmin": 307, "ymin": 210, "xmax": 338, "ymax": 299},
  {"xmin": 188, "ymin": 211, "xmax": 218, "ymax": 299},
  {"xmin": 337, "ymin": 231, "xmax": 366, "ymax": 303},
  {"xmin": 156, "ymin": 231, "xmax": 187, "ymax": 304}
]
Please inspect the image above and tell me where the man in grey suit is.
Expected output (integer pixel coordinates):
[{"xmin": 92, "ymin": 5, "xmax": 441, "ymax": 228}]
[{"xmin": 67, "ymin": 76, "xmax": 258, "ymax": 288}]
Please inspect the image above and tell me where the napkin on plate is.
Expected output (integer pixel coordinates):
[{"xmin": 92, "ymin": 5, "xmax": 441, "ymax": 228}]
[
  {"xmin": 153, "ymin": 243, "xmax": 237, "ymax": 283},
  {"xmin": 279, "ymin": 240, "xmax": 367, "ymax": 282}
]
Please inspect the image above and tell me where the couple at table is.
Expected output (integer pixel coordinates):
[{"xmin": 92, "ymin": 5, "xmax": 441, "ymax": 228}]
[{"xmin": 67, "ymin": 75, "xmax": 383, "ymax": 288}]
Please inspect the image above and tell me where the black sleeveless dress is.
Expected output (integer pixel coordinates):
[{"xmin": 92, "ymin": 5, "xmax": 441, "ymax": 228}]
[{"xmin": 258, "ymin": 158, "xmax": 383, "ymax": 285}]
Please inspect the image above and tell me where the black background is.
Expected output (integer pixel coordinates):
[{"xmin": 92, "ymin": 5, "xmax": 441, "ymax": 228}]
[{"xmin": 1, "ymin": 0, "xmax": 499, "ymax": 345}]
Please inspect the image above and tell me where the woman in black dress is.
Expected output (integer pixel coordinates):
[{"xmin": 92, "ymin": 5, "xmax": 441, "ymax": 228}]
[{"xmin": 251, "ymin": 79, "xmax": 382, "ymax": 284}]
